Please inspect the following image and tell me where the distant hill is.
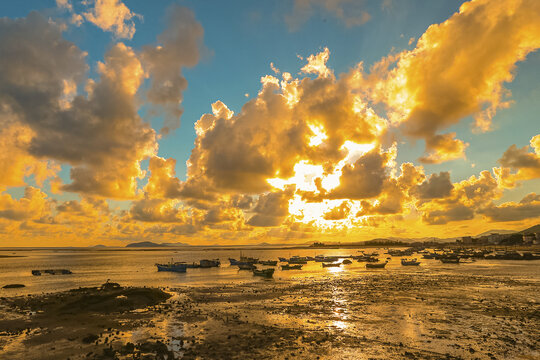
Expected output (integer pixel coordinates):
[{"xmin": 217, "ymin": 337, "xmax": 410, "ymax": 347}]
[
  {"xmin": 126, "ymin": 241, "xmax": 167, "ymax": 248},
  {"xmin": 91, "ymin": 244, "xmax": 107, "ymax": 248},
  {"xmin": 519, "ymin": 224, "xmax": 540, "ymax": 234},
  {"xmin": 475, "ymin": 229, "xmax": 516, "ymax": 237},
  {"xmin": 126, "ymin": 241, "xmax": 191, "ymax": 248}
]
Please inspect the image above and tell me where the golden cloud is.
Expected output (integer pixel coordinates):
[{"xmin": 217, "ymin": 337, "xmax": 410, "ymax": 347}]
[
  {"xmin": 479, "ymin": 193, "xmax": 540, "ymax": 222},
  {"xmin": 494, "ymin": 134, "xmax": 540, "ymax": 187},
  {"xmin": 83, "ymin": 0, "xmax": 141, "ymax": 39},
  {"xmin": 357, "ymin": 0, "xmax": 540, "ymax": 163}
]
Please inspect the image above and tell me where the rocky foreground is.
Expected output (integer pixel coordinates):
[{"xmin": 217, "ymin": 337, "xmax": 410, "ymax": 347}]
[{"xmin": 0, "ymin": 272, "xmax": 539, "ymax": 359}]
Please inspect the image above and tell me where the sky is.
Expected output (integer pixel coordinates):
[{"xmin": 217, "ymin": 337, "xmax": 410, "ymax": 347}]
[{"xmin": 0, "ymin": 0, "xmax": 539, "ymax": 247}]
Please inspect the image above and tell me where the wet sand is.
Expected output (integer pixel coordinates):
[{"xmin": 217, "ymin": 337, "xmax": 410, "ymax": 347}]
[{"xmin": 0, "ymin": 271, "xmax": 539, "ymax": 359}]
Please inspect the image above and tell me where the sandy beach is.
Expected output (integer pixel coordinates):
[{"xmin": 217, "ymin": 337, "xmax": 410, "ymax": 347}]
[{"xmin": 1, "ymin": 268, "xmax": 538, "ymax": 360}]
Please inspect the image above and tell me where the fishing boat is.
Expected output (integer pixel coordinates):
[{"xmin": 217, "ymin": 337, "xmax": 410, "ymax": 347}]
[
  {"xmin": 200, "ymin": 259, "xmax": 220, "ymax": 268},
  {"xmin": 440, "ymin": 258, "xmax": 460, "ymax": 264},
  {"xmin": 288, "ymin": 256, "xmax": 308, "ymax": 264},
  {"xmin": 322, "ymin": 262, "xmax": 340, "ymax": 268},
  {"xmin": 253, "ymin": 268, "xmax": 275, "ymax": 278},
  {"xmin": 229, "ymin": 253, "xmax": 258, "ymax": 265},
  {"xmin": 401, "ymin": 258, "xmax": 420, "ymax": 266},
  {"xmin": 281, "ymin": 264, "xmax": 302, "ymax": 270},
  {"xmin": 156, "ymin": 261, "xmax": 187, "ymax": 272},
  {"xmin": 315, "ymin": 255, "xmax": 340, "ymax": 262},
  {"xmin": 42, "ymin": 269, "xmax": 73, "ymax": 275},
  {"xmin": 238, "ymin": 263, "xmax": 256, "ymax": 270},
  {"xmin": 32, "ymin": 269, "xmax": 72, "ymax": 275},
  {"xmin": 389, "ymin": 249, "xmax": 414, "ymax": 257},
  {"xmin": 260, "ymin": 260, "xmax": 278, "ymax": 266},
  {"xmin": 185, "ymin": 262, "xmax": 200, "ymax": 268},
  {"xmin": 366, "ymin": 261, "xmax": 387, "ymax": 269},
  {"xmin": 355, "ymin": 255, "xmax": 378, "ymax": 262}
]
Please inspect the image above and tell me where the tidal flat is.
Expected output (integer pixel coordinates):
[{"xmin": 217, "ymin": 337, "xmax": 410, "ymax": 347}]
[{"xmin": 0, "ymin": 271, "xmax": 538, "ymax": 359}]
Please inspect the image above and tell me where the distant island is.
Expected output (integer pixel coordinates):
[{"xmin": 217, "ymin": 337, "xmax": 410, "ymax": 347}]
[{"xmin": 125, "ymin": 241, "xmax": 189, "ymax": 248}]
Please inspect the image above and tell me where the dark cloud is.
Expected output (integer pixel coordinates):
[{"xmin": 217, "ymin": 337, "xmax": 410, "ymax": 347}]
[
  {"xmin": 247, "ymin": 189, "xmax": 293, "ymax": 227},
  {"xmin": 414, "ymin": 172, "xmax": 453, "ymax": 199},
  {"xmin": 325, "ymin": 149, "xmax": 389, "ymax": 200},
  {"xmin": 499, "ymin": 146, "xmax": 540, "ymax": 169},
  {"xmin": 323, "ymin": 201, "xmax": 350, "ymax": 220}
]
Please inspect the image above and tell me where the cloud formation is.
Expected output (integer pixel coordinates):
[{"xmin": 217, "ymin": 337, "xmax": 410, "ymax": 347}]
[
  {"xmin": 2, "ymin": 1, "xmax": 540, "ymax": 246},
  {"xmin": 83, "ymin": 0, "xmax": 141, "ymax": 39},
  {"xmin": 142, "ymin": 5, "xmax": 204, "ymax": 134},
  {"xmin": 479, "ymin": 193, "xmax": 540, "ymax": 222},
  {"xmin": 358, "ymin": 0, "xmax": 540, "ymax": 163},
  {"xmin": 0, "ymin": 187, "xmax": 50, "ymax": 221},
  {"xmin": 0, "ymin": 9, "xmax": 202, "ymax": 199},
  {"xmin": 418, "ymin": 170, "xmax": 501, "ymax": 225},
  {"xmin": 494, "ymin": 134, "xmax": 540, "ymax": 187}
]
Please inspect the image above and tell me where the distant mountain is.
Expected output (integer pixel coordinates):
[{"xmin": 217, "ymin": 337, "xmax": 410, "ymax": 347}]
[
  {"xmin": 126, "ymin": 241, "xmax": 167, "ymax": 248},
  {"xmin": 475, "ymin": 229, "xmax": 516, "ymax": 237},
  {"xmin": 255, "ymin": 242, "xmax": 300, "ymax": 247},
  {"xmin": 91, "ymin": 244, "xmax": 107, "ymax": 248},
  {"xmin": 519, "ymin": 224, "xmax": 540, "ymax": 234}
]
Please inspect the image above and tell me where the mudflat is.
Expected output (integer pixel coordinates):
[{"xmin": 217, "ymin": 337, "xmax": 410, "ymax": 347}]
[{"xmin": 0, "ymin": 272, "xmax": 538, "ymax": 359}]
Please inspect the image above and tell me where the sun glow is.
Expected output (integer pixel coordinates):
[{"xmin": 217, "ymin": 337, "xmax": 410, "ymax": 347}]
[
  {"xmin": 266, "ymin": 139, "xmax": 380, "ymax": 228},
  {"xmin": 266, "ymin": 161, "xmax": 324, "ymax": 192},
  {"xmin": 308, "ymin": 124, "xmax": 328, "ymax": 147},
  {"xmin": 288, "ymin": 195, "xmax": 367, "ymax": 229}
]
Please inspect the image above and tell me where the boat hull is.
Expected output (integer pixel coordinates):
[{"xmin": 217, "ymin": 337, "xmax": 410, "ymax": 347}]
[
  {"xmin": 253, "ymin": 269, "xmax": 275, "ymax": 278},
  {"xmin": 366, "ymin": 262, "xmax": 387, "ymax": 269},
  {"xmin": 156, "ymin": 264, "xmax": 187, "ymax": 272}
]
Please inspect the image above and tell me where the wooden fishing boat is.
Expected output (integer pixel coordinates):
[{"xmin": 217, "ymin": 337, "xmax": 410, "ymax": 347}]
[
  {"xmin": 366, "ymin": 261, "xmax": 387, "ymax": 269},
  {"xmin": 440, "ymin": 258, "xmax": 460, "ymax": 264},
  {"xmin": 281, "ymin": 264, "xmax": 303, "ymax": 270},
  {"xmin": 322, "ymin": 262, "xmax": 340, "ymax": 268},
  {"xmin": 238, "ymin": 263, "xmax": 256, "ymax": 270},
  {"xmin": 156, "ymin": 261, "xmax": 187, "ymax": 272},
  {"xmin": 260, "ymin": 260, "xmax": 278, "ymax": 266},
  {"xmin": 401, "ymin": 258, "xmax": 420, "ymax": 266},
  {"xmin": 253, "ymin": 268, "xmax": 275, "ymax": 278}
]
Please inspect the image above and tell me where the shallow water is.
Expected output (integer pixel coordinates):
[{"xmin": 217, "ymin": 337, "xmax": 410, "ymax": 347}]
[{"xmin": 1, "ymin": 247, "xmax": 539, "ymax": 296}]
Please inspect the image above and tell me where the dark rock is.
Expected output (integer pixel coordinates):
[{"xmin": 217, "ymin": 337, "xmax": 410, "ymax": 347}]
[{"xmin": 82, "ymin": 334, "xmax": 99, "ymax": 344}]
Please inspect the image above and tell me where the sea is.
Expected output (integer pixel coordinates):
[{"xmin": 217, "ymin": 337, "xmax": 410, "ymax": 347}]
[{"xmin": 1, "ymin": 247, "xmax": 539, "ymax": 296}]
